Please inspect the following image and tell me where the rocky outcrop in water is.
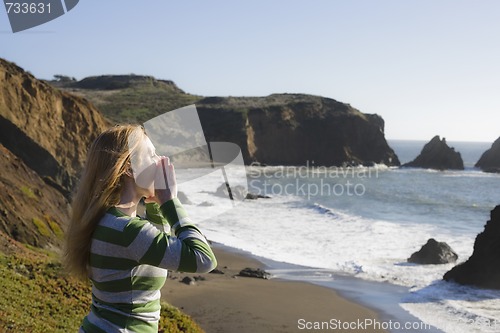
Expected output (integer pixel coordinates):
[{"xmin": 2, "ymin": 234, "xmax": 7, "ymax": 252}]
[
  {"xmin": 475, "ymin": 137, "xmax": 500, "ymax": 173},
  {"xmin": 443, "ymin": 206, "xmax": 500, "ymax": 289},
  {"xmin": 408, "ymin": 238, "xmax": 458, "ymax": 264},
  {"xmin": 403, "ymin": 136, "xmax": 464, "ymax": 170}
]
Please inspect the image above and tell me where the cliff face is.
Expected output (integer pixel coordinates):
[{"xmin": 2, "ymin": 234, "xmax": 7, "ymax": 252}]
[
  {"xmin": 197, "ymin": 94, "xmax": 400, "ymax": 166},
  {"xmin": 0, "ymin": 59, "xmax": 109, "ymax": 247},
  {"xmin": 54, "ymin": 76, "xmax": 399, "ymax": 167},
  {"xmin": 0, "ymin": 59, "xmax": 400, "ymax": 247},
  {"xmin": 403, "ymin": 136, "xmax": 464, "ymax": 170},
  {"xmin": 443, "ymin": 205, "xmax": 500, "ymax": 289},
  {"xmin": 0, "ymin": 143, "xmax": 69, "ymax": 247},
  {"xmin": 475, "ymin": 137, "xmax": 500, "ymax": 173},
  {"xmin": 0, "ymin": 59, "xmax": 109, "ymax": 196}
]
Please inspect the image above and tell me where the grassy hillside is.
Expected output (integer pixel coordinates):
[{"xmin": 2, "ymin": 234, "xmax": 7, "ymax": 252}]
[
  {"xmin": 0, "ymin": 61, "xmax": 206, "ymax": 333},
  {"xmin": 0, "ymin": 235, "xmax": 204, "ymax": 333},
  {"xmin": 52, "ymin": 75, "xmax": 203, "ymax": 124}
]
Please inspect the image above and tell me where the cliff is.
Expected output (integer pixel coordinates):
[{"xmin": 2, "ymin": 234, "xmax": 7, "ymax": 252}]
[
  {"xmin": 0, "ymin": 144, "xmax": 69, "ymax": 247},
  {"xmin": 196, "ymin": 95, "xmax": 400, "ymax": 166},
  {"xmin": 51, "ymin": 75, "xmax": 400, "ymax": 166},
  {"xmin": 0, "ymin": 59, "xmax": 109, "ymax": 247},
  {"xmin": 475, "ymin": 137, "xmax": 500, "ymax": 173},
  {"xmin": 0, "ymin": 58, "xmax": 400, "ymax": 247},
  {"xmin": 443, "ymin": 205, "xmax": 500, "ymax": 289},
  {"xmin": 54, "ymin": 76, "xmax": 399, "ymax": 167},
  {"xmin": 403, "ymin": 136, "xmax": 464, "ymax": 170},
  {"xmin": 0, "ymin": 59, "xmax": 109, "ymax": 196}
]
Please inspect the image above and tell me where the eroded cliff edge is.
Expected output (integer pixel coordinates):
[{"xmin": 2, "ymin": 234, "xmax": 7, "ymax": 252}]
[
  {"xmin": 54, "ymin": 75, "xmax": 400, "ymax": 167},
  {"xmin": 0, "ymin": 59, "xmax": 109, "ymax": 247},
  {"xmin": 196, "ymin": 95, "xmax": 400, "ymax": 166}
]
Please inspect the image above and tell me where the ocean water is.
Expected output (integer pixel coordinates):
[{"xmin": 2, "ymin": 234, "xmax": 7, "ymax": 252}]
[{"xmin": 175, "ymin": 140, "xmax": 500, "ymax": 333}]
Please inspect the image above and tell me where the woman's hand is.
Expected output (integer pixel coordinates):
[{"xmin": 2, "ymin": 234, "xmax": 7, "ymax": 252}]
[{"xmin": 145, "ymin": 156, "xmax": 177, "ymax": 204}]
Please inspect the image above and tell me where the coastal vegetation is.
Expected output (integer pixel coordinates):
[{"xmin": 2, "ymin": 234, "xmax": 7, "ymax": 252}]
[
  {"xmin": 0, "ymin": 244, "xmax": 204, "ymax": 333},
  {"xmin": 1, "ymin": 56, "xmax": 499, "ymax": 332},
  {"xmin": 0, "ymin": 59, "xmax": 206, "ymax": 332},
  {"xmin": 53, "ymin": 74, "xmax": 202, "ymax": 124}
]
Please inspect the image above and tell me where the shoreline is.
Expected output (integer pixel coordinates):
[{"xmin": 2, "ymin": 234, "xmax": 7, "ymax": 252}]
[
  {"xmin": 162, "ymin": 242, "xmax": 390, "ymax": 333},
  {"xmin": 253, "ymin": 252, "xmax": 444, "ymax": 333}
]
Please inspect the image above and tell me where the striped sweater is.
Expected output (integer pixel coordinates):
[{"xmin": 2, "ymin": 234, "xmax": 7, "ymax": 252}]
[{"xmin": 80, "ymin": 198, "xmax": 217, "ymax": 333}]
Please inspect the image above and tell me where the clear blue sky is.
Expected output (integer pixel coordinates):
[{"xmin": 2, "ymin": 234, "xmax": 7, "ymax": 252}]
[{"xmin": 1, "ymin": 1, "xmax": 499, "ymax": 142}]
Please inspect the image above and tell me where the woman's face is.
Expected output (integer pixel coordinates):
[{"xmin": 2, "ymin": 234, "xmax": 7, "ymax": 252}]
[{"xmin": 130, "ymin": 135, "xmax": 159, "ymax": 197}]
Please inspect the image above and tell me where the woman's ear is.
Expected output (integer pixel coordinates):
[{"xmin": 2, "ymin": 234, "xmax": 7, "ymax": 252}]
[{"xmin": 124, "ymin": 162, "xmax": 134, "ymax": 178}]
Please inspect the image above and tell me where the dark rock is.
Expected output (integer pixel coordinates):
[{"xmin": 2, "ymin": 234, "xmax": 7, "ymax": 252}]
[
  {"xmin": 215, "ymin": 182, "xmax": 271, "ymax": 200},
  {"xmin": 475, "ymin": 137, "xmax": 500, "ymax": 173},
  {"xmin": 209, "ymin": 268, "xmax": 225, "ymax": 274},
  {"xmin": 198, "ymin": 201, "xmax": 214, "ymax": 207},
  {"xmin": 444, "ymin": 205, "xmax": 500, "ymax": 289},
  {"xmin": 245, "ymin": 192, "xmax": 271, "ymax": 200},
  {"xmin": 215, "ymin": 182, "xmax": 247, "ymax": 200},
  {"xmin": 408, "ymin": 238, "xmax": 458, "ymax": 264},
  {"xmin": 238, "ymin": 267, "xmax": 271, "ymax": 279},
  {"xmin": 193, "ymin": 275, "xmax": 206, "ymax": 281},
  {"xmin": 403, "ymin": 136, "xmax": 464, "ymax": 170},
  {"xmin": 180, "ymin": 276, "xmax": 196, "ymax": 285}
]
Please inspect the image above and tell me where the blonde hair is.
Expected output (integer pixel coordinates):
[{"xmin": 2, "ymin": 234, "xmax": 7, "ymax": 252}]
[{"xmin": 64, "ymin": 124, "xmax": 145, "ymax": 279}]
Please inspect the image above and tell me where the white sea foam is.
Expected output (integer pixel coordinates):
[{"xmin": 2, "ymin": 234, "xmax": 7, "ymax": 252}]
[{"xmin": 175, "ymin": 164, "xmax": 500, "ymax": 333}]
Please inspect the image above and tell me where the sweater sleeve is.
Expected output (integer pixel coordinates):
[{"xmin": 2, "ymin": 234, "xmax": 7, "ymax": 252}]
[{"xmin": 133, "ymin": 198, "xmax": 217, "ymax": 273}]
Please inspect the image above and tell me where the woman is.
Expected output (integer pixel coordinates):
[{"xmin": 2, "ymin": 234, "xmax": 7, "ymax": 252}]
[{"xmin": 64, "ymin": 125, "xmax": 217, "ymax": 332}]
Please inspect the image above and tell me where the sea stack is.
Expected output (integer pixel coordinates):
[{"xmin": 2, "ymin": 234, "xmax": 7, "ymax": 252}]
[
  {"xmin": 443, "ymin": 205, "xmax": 500, "ymax": 289},
  {"xmin": 475, "ymin": 137, "xmax": 500, "ymax": 173},
  {"xmin": 403, "ymin": 135, "xmax": 464, "ymax": 170}
]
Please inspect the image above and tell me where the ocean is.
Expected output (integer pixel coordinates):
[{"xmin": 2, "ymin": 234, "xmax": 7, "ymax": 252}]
[{"xmin": 175, "ymin": 140, "xmax": 500, "ymax": 333}]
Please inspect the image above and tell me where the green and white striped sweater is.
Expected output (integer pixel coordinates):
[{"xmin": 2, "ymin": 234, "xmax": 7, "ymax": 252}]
[{"xmin": 80, "ymin": 198, "xmax": 217, "ymax": 333}]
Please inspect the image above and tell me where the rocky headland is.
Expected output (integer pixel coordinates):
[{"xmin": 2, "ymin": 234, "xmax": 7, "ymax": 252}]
[
  {"xmin": 0, "ymin": 57, "xmax": 395, "ymax": 331},
  {"xmin": 403, "ymin": 135, "xmax": 464, "ymax": 170},
  {"xmin": 475, "ymin": 137, "xmax": 500, "ymax": 173},
  {"xmin": 0, "ymin": 57, "xmax": 400, "ymax": 249},
  {"xmin": 54, "ymin": 75, "xmax": 401, "ymax": 167},
  {"xmin": 196, "ymin": 95, "xmax": 400, "ymax": 166}
]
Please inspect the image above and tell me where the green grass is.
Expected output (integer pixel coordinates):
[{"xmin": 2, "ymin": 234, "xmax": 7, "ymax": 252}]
[
  {"xmin": 20, "ymin": 186, "xmax": 37, "ymax": 200},
  {"xmin": 70, "ymin": 84, "xmax": 202, "ymax": 124},
  {"xmin": 32, "ymin": 217, "xmax": 51, "ymax": 237},
  {"xmin": 0, "ymin": 251, "xmax": 205, "ymax": 333},
  {"xmin": 158, "ymin": 303, "xmax": 205, "ymax": 333},
  {"xmin": 44, "ymin": 215, "xmax": 64, "ymax": 240},
  {"xmin": 0, "ymin": 254, "xmax": 91, "ymax": 332}
]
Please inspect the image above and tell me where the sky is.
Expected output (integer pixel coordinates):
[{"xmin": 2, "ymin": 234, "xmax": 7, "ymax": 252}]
[{"xmin": 1, "ymin": 0, "xmax": 499, "ymax": 142}]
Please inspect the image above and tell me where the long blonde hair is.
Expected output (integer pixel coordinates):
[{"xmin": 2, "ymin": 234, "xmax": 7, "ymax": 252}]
[{"xmin": 64, "ymin": 125, "xmax": 144, "ymax": 279}]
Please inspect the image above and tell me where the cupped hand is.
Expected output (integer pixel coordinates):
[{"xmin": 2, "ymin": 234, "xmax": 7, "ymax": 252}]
[{"xmin": 144, "ymin": 156, "xmax": 178, "ymax": 204}]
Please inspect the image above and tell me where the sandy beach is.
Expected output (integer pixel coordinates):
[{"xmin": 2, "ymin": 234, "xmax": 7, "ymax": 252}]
[{"xmin": 161, "ymin": 244, "xmax": 388, "ymax": 333}]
